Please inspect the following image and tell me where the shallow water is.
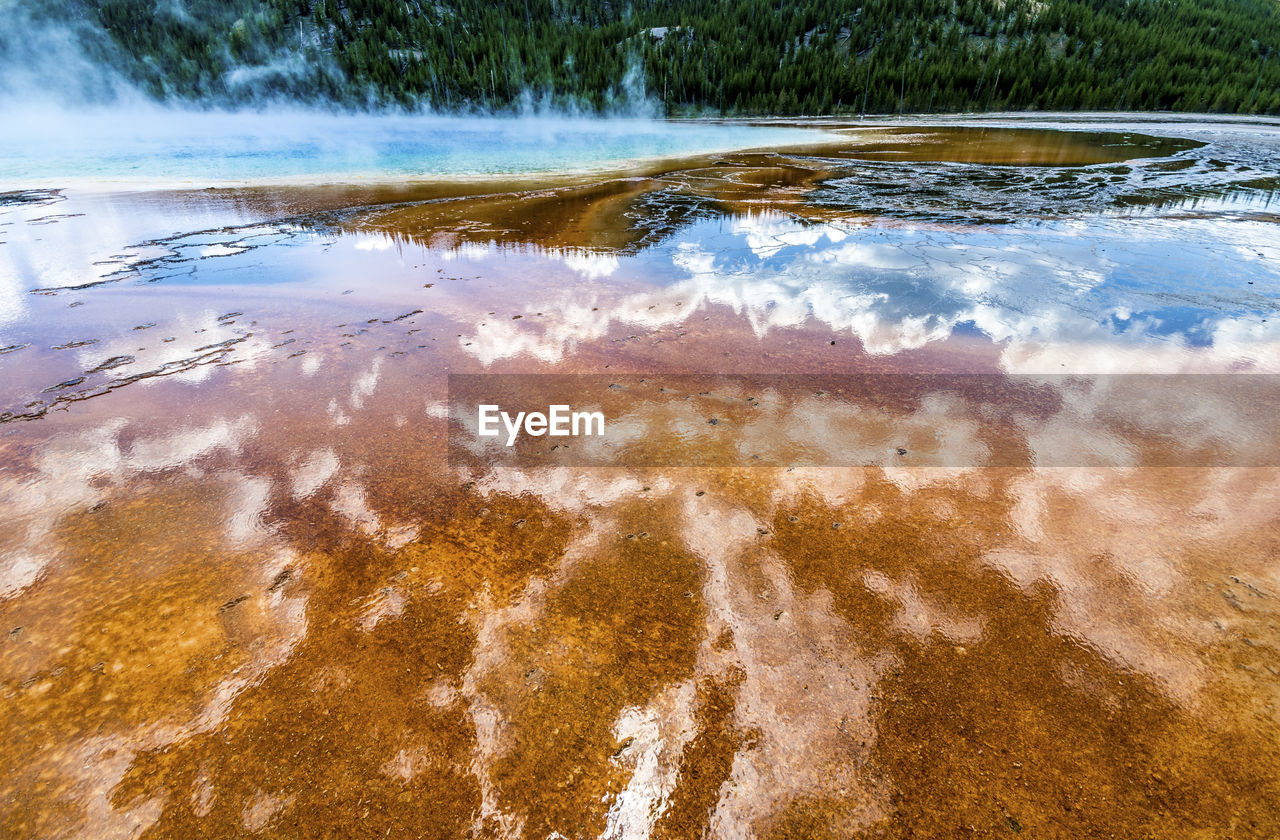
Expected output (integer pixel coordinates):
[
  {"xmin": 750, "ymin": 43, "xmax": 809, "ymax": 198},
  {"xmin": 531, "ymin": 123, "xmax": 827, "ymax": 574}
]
[
  {"xmin": 2, "ymin": 117, "xmax": 1279, "ymax": 839},
  {"xmin": 0, "ymin": 110, "xmax": 828, "ymax": 186}
]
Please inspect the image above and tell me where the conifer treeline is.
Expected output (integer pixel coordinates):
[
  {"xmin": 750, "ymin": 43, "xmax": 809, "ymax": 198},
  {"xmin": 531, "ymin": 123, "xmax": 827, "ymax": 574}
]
[{"xmin": 51, "ymin": 0, "xmax": 1280, "ymax": 113}]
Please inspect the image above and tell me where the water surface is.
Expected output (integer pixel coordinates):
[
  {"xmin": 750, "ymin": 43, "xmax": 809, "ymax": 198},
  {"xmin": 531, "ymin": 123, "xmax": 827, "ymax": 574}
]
[
  {"xmin": 0, "ymin": 110, "xmax": 828, "ymax": 186},
  {"xmin": 2, "ymin": 117, "xmax": 1279, "ymax": 839}
]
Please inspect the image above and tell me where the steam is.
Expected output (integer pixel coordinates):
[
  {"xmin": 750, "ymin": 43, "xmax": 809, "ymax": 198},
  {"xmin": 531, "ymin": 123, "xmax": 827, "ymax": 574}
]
[
  {"xmin": 0, "ymin": 0, "xmax": 659, "ymax": 117},
  {"xmin": 0, "ymin": 106, "xmax": 825, "ymax": 187},
  {"xmin": 0, "ymin": 0, "xmax": 354, "ymax": 111},
  {"xmin": 606, "ymin": 54, "xmax": 660, "ymax": 120},
  {"xmin": 0, "ymin": 0, "xmax": 686, "ymax": 188},
  {"xmin": 0, "ymin": 0, "xmax": 140, "ymax": 107},
  {"xmin": 0, "ymin": 0, "xmax": 744, "ymax": 192}
]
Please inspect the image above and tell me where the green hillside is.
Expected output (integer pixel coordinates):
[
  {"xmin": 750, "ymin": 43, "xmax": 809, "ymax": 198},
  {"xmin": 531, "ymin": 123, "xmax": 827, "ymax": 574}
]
[{"xmin": 12, "ymin": 0, "xmax": 1280, "ymax": 114}]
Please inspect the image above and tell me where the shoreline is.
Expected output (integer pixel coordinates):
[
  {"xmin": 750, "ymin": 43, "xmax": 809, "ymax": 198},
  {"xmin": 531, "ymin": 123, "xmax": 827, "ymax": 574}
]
[{"xmin": 5, "ymin": 112, "xmax": 1268, "ymax": 194}]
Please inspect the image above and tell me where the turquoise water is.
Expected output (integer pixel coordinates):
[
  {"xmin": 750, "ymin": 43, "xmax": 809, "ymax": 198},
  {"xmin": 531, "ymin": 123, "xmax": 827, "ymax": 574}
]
[{"xmin": 1, "ymin": 108, "xmax": 827, "ymax": 185}]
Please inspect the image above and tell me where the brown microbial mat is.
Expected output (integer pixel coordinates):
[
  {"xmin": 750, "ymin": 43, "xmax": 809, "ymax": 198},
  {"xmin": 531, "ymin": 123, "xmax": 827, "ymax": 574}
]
[
  {"xmin": 2, "ymin": 118, "xmax": 1279, "ymax": 838},
  {"xmin": 818, "ymin": 125, "xmax": 1202, "ymax": 166}
]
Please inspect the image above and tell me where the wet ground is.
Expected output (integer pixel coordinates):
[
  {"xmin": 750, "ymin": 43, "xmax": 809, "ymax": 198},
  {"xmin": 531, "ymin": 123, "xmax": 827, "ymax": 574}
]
[{"xmin": 2, "ymin": 118, "xmax": 1279, "ymax": 839}]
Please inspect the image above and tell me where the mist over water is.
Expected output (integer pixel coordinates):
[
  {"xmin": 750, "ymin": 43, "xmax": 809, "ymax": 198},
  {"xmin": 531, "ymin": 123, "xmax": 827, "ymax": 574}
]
[
  {"xmin": 1, "ymin": 105, "xmax": 835, "ymax": 186},
  {"xmin": 0, "ymin": 3, "xmax": 821, "ymax": 187}
]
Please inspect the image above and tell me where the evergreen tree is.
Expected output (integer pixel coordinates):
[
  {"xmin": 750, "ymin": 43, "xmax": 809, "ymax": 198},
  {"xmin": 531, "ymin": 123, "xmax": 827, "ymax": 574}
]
[{"xmin": 16, "ymin": 0, "xmax": 1277, "ymax": 115}]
